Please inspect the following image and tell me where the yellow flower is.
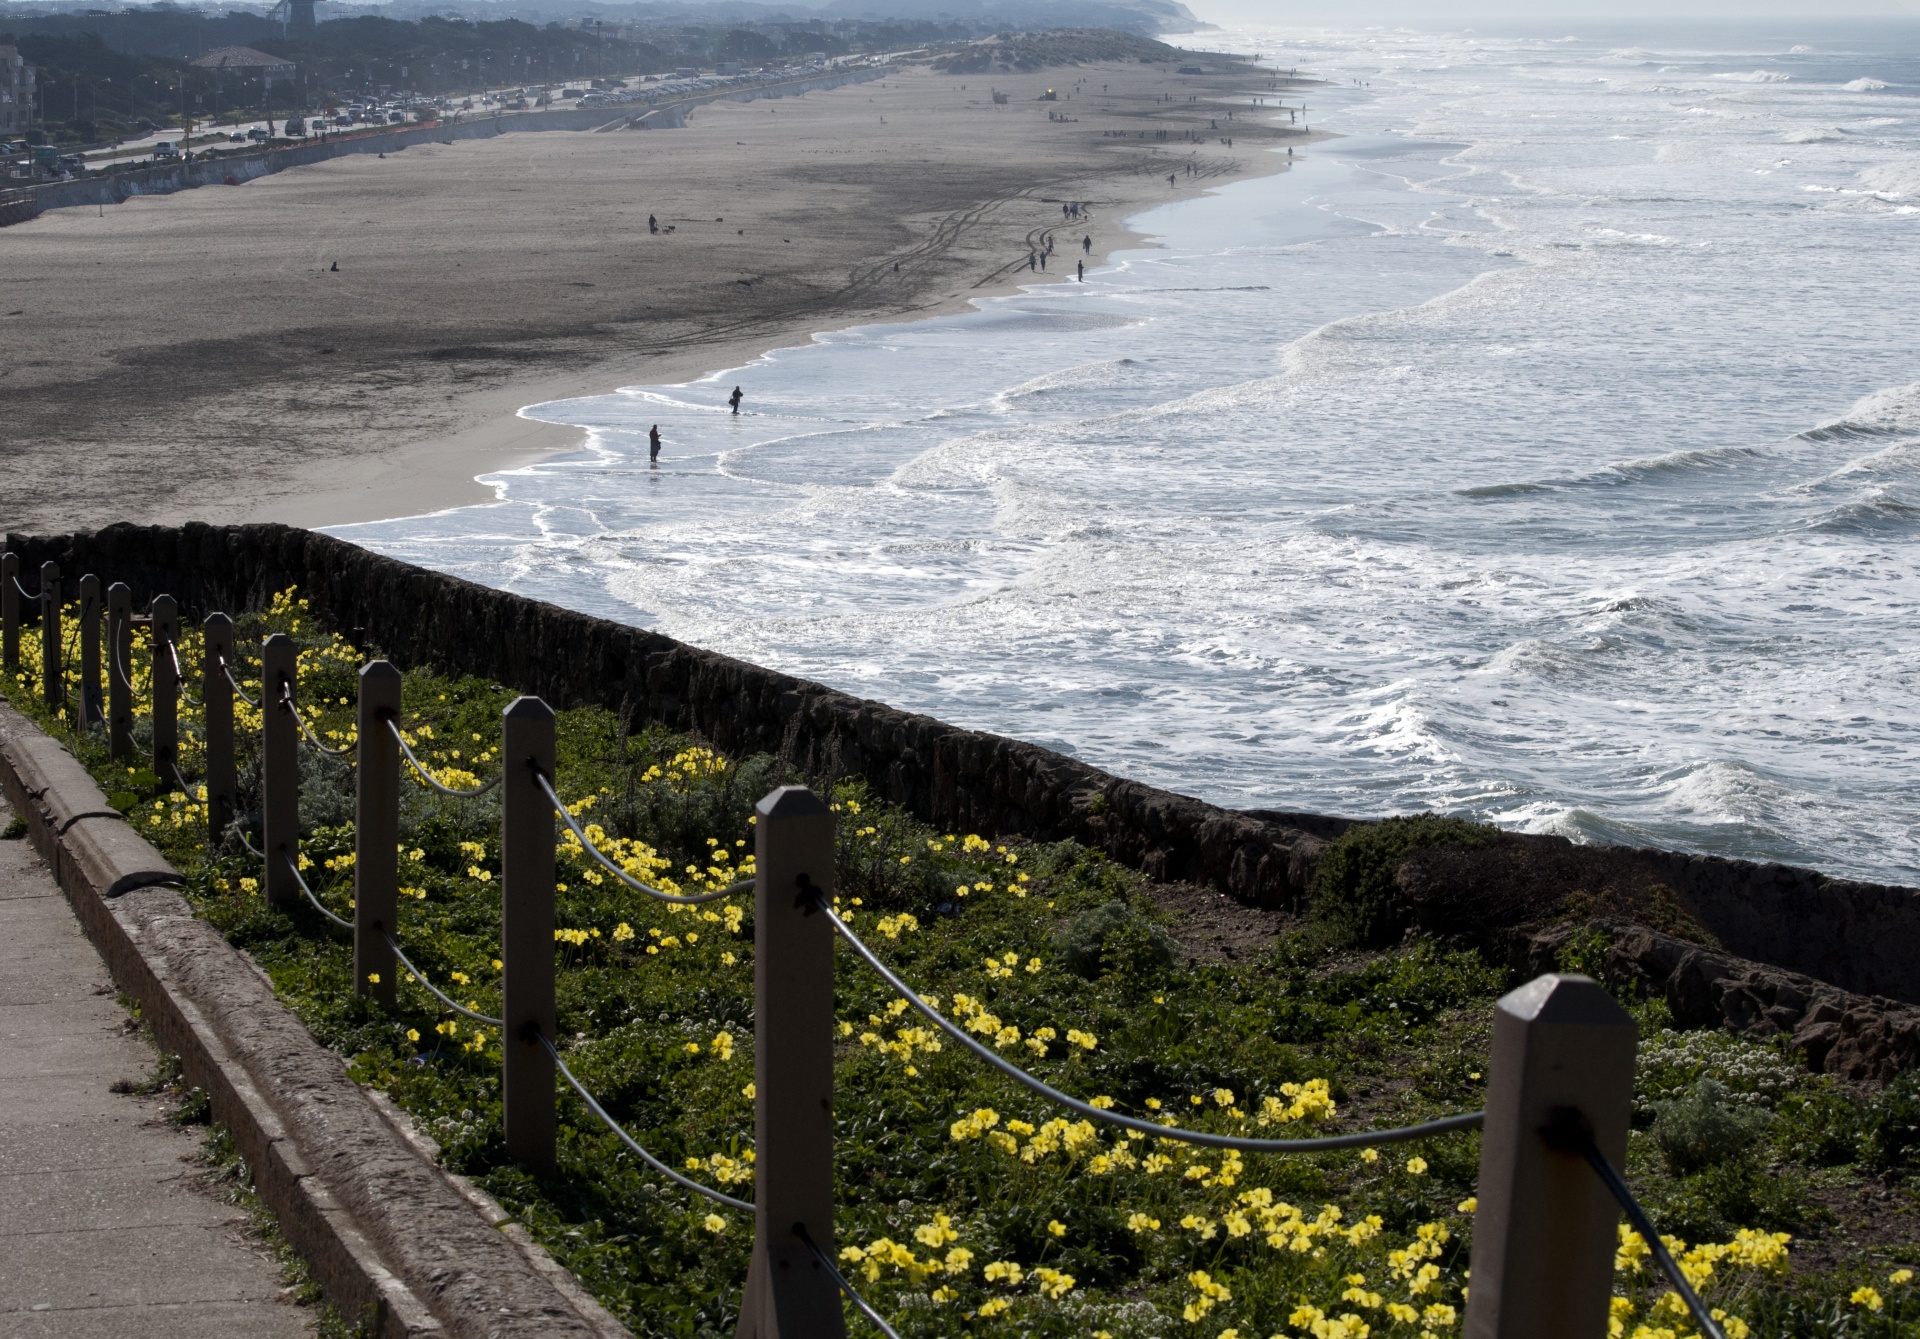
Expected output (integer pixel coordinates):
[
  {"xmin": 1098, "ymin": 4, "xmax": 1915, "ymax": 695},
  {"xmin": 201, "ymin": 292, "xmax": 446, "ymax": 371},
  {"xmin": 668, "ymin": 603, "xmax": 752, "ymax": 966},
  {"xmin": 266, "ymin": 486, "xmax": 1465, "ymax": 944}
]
[
  {"xmin": 1405, "ymin": 1156, "xmax": 1428, "ymax": 1175},
  {"xmin": 1047, "ymin": 1220, "xmax": 1066, "ymax": 1238},
  {"xmin": 703, "ymin": 1214, "xmax": 727, "ymax": 1234},
  {"xmin": 1851, "ymin": 1287, "xmax": 1884, "ymax": 1311},
  {"xmin": 1891, "ymin": 1269, "xmax": 1913, "ymax": 1286},
  {"xmin": 366, "ymin": 973, "xmax": 381, "ymax": 985},
  {"xmin": 405, "ymin": 1029, "xmax": 420, "ymax": 1043},
  {"xmin": 742, "ymin": 1083, "xmax": 756, "ymax": 1100}
]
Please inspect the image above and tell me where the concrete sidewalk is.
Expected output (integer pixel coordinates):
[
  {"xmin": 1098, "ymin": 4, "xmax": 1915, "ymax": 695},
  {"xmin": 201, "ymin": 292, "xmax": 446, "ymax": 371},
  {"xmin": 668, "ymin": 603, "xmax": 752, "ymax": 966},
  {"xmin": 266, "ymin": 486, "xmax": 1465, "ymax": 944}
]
[{"xmin": 0, "ymin": 795, "xmax": 313, "ymax": 1337}]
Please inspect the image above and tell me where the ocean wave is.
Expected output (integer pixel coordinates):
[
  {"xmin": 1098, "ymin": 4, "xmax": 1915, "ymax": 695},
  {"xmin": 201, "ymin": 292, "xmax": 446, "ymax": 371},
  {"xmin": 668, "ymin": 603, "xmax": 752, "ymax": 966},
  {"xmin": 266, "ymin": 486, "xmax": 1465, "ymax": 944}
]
[
  {"xmin": 1712, "ymin": 70, "xmax": 1791, "ymax": 83},
  {"xmin": 994, "ymin": 359, "xmax": 1143, "ymax": 407},
  {"xmin": 1845, "ymin": 77, "xmax": 1890, "ymax": 92},
  {"xmin": 1597, "ymin": 445, "xmax": 1767, "ymax": 484},
  {"xmin": 1858, "ymin": 162, "xmax": 1920, "ymax": 199},
  {"xmin": 1454, "ymin": 481, "xmax": 1551, "ymax": 499},
  {"xmin": 1802, "ymin": 382, "xmax": 1920, "ymax": 440},
  {"xmin": 1804, "ymin": 489, "xmax": 1920, "ymax": 535},
  {"xmin": 1782, "ymin": 127, "xmax": 1846, "ymax": 144}
]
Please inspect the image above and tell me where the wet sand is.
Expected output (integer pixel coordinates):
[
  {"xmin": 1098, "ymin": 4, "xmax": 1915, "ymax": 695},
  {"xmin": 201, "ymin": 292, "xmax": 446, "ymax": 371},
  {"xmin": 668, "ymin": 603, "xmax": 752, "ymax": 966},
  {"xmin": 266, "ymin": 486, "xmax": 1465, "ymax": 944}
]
[{"xmin": 0, "ymin": 61, "xmax": 1316, "ymax": 533}]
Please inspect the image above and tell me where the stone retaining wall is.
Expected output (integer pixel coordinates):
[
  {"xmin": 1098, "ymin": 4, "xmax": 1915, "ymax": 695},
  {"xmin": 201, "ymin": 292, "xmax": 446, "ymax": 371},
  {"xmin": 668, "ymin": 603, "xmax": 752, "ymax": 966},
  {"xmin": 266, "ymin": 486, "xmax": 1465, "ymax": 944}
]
[{"xmin": 9, "ymin": 521, "xmax": 1920, "ymax": 1008}]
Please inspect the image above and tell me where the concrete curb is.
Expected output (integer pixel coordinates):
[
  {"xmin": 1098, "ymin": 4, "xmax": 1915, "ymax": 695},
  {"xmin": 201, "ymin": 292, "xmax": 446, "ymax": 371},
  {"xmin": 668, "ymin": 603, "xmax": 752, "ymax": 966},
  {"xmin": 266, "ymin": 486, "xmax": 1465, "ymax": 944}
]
[{"xmin": 0, "ymin": 698, "xmax": 629, "ymax": 1339}]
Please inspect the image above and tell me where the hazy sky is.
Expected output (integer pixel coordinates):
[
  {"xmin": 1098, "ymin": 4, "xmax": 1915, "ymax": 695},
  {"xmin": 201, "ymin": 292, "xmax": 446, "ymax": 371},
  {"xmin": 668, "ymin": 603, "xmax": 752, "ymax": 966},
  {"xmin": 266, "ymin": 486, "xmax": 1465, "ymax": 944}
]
[{"xmin": 1193, "ymin": 0, "xmax": 1920, "ymax": 24}]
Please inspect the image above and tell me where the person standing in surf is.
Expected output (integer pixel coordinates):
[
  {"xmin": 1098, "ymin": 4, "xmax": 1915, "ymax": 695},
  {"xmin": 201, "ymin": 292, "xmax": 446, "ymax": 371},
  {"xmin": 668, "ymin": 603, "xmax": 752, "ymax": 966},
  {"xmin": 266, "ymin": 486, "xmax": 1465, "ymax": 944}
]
[
  {"xmin": 729, "ymin": 386, "xmax": 744, "ymax": 415},
  {"xmin": 649, "ymin": 424, "xmax": 661, "ymax": 462}
]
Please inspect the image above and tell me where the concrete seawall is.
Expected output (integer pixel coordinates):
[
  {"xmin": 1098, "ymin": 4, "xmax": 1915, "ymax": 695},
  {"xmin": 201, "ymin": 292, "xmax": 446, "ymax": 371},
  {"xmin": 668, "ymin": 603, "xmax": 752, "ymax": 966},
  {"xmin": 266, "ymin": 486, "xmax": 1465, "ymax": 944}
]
[
  {"xmin": 17, "ymin": 66, "xmax": 890, "ymax": 218},
  {"xmin": 7, "ymin": 521, "xmax": 1919, "ymax": 1010}
]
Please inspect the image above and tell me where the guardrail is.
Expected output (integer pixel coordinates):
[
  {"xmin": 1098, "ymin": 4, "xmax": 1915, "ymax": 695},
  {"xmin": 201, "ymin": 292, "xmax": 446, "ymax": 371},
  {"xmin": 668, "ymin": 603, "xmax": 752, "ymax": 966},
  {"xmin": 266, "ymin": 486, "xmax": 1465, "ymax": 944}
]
[{"xmin": 0, "ymin": 566, "xmax": 1726, "ymax": 1339}]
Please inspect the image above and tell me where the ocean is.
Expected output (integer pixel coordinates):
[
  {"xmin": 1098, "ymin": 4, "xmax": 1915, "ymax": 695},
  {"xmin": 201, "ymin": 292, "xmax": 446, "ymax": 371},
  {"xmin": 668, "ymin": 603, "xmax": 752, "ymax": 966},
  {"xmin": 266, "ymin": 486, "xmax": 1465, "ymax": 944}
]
[{"xmin": 332, "ymin": 21, "xmax": 1920, "ymax": 885}]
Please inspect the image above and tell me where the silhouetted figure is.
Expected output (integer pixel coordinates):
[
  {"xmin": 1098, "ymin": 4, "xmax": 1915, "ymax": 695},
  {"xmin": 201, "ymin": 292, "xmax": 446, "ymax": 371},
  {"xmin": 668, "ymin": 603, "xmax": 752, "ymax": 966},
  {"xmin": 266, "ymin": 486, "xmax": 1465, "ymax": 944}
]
[
  {"xmin": 1082, "ymin": 234, "xmax": 1091, "ymax": 253},
  {"xmin": 649, "ymin": 424, "xmax": 661, "ymax": 462},
  {"xmin": 1077, "ymin": 260, "xmax": 1084, "ymax": 282},
  {"xmin": 1028, "ymin": 252, "xmax": 1037, "ymax": 271},
  {"xmin": 729, "ymin": 386, "xmax": 744, "ymax": 415},
  {"xmin": 649, "ymin": 214, "xmax": 659, "ymax": 234},
  {"xmin": 329, "ymin": 261, "xmax": 338, "ymax": 271}
]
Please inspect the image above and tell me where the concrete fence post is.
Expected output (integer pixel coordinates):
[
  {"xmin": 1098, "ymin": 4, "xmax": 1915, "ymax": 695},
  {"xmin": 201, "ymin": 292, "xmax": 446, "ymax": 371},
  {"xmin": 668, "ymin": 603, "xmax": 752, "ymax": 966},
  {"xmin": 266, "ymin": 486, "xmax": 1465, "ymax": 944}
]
[
  {"xmin": 261, "ymin": 633, "xmax": 300, "ymax": 913},
  {"xmin": 1, "ymin": 551, "xmax": 17, "ymax": 674},
  {"xmin": 1461, "ymin": 973, "xmax": 1637, "ymax": 1339},
  {"xmin": 107, "ymin": 583, "xmax": 134, "ymax": 761},
  {"xmin": 737, "ymin": 785, "xmax": 844, "ymax": 1339},
  {"xmin": 202, "ymin": 613, "xmax": 236, "ymax": 845},
  {"xmin": 501, "ymin": 695, "xmax": 556, "ymax": 1175},
  {"xmin": 40, "ymin": 562, "xmax": 63, "ymax": 714},
  {"xmin": 355, "ymin": 661, "xmax": 402, "ymax": 1009},
  {"xmin": 150, "ymin": 595, "xmax": 179, "ymax": 788},
  {"xmin": 77, "ymin": 575, "xmax": 102, "ymax": 729}
]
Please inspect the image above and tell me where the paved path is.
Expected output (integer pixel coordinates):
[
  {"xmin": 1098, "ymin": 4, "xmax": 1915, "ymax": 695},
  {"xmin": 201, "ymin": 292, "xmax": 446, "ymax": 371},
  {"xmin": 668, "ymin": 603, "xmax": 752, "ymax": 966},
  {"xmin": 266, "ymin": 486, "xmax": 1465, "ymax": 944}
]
[{"xmin": 0, "ymin": 795, "xmax": 312, "ymax": 1337}]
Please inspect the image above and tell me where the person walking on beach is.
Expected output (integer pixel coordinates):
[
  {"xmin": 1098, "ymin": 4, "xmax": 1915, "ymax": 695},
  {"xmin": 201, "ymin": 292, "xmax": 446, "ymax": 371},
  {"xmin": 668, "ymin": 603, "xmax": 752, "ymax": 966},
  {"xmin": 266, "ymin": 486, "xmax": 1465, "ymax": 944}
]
[
  {"xmin": 1028, "ymin": 251, "xmax": 1037, "ymax": 271},
  {"xmin": 1082, "ymin": 234, "xmax": 1092, "ymax": 254},
  {"xmin": 1077, "ymin": 259, "xmax": 1084, "ymax": 282},
  {"xmin": 649, "ymin": 424, "xmax": 662, "ymax": 462},
  {"xmin": 729, "ymin": 386, "xmax": 744, "ymax": 415},
  {"xmin": 649, "ymin": 214, "xmax": 659, "ymax": 234}
]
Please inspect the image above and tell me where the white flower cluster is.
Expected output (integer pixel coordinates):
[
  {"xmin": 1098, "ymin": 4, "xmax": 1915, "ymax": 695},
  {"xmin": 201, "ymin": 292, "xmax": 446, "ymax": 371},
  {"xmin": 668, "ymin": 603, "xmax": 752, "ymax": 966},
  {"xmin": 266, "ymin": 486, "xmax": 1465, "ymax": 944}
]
[{"xmin": 1635, "ymin": 1027, "xmax": 1804, "ymax": 1113}]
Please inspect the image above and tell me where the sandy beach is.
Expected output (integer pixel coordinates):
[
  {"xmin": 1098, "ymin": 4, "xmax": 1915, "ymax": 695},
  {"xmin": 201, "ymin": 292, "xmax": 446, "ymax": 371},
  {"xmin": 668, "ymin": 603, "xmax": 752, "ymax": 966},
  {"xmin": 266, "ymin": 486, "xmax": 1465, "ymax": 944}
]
[{"xmin": 0, "ymin": 60, "xmax": 1315, "ymax": 533}]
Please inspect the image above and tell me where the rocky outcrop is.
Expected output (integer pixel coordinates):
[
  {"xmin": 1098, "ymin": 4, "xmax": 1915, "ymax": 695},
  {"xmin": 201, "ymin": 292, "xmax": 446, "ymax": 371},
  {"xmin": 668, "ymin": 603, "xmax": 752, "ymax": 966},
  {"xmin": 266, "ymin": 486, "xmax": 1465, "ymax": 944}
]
[{"xmin": 1518, "ymin": 920, "xmax": 1920, "ymax": 1082}]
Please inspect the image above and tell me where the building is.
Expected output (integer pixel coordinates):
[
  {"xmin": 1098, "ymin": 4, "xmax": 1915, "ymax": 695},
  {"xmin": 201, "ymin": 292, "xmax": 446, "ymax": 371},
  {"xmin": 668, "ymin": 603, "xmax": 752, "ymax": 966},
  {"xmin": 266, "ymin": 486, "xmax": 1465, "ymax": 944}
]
[
  {"xmin": 0, "ymin": 43, "xmax": 34, "ymax": 139},
  {"xmin": 191, "ymin": 46, "xmax": 297, "ymax": 89}
]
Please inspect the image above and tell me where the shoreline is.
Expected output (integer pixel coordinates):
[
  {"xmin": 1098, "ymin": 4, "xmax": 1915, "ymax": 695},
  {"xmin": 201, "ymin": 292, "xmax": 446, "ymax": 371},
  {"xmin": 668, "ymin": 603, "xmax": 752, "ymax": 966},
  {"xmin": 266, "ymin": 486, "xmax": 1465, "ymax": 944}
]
[
  {"xmin": 298, "ymin": 150, "xmax": 1310, "ymax": 530},
  {"xmin": 0, "ymin": 59, "xmax": 1324, "ymax": 536}
]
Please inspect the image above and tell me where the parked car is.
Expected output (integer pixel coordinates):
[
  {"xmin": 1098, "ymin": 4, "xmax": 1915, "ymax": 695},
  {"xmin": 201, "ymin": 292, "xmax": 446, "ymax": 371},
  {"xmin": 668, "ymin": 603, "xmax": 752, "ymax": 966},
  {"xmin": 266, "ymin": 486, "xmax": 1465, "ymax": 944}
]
[
  {"xmin": 152, "ymin": 141, "xmax": 181, "ymax": 161},
  {"xmin": 285, "ymin": 116, "xmax": 307, "ymax": 136}
]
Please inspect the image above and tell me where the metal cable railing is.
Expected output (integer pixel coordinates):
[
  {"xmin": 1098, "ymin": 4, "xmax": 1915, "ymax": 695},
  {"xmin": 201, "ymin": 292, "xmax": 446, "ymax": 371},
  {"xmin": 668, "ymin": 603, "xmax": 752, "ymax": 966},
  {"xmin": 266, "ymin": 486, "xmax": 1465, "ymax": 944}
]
[
  {"xmin": 281, "ymin": 680, "xmax": 354, "ymax": 757},
  {"xmin": 382, "ymin": 929, "xmax": 504, "ymax": 1026},
  {"xmin": 795, "ymin": 1222, "xmax": 903, "ymax": 1339},
  {"xmin": 111, "ymin": 629, "xmax": 137, "ymax": 694},
  {"xmin": 535, "ymin": 770, "xmax": 749, "ymax": 906},
  {"xmin": 535, "ymin": 1029, "xmax": 754, "ymax": 1212},
  {"xmin": 286, "ymin": 852, "xmax": 353, "ymax": 930},
  {"xmin": 1549, "ymin": 1113, "xmax": 1727, "ymax": 1339},
  {"xmin": 820, "ymin": 895, "xmax": 1486, "ymax": 1154},
  {"xmin": 9, "ymin": 573, "xmax": 38, "ymax": 601},
  {"xmin": 219, "ymin": 655, "xmax": 260, "ymax": 707},
  {"xmin": 165, "ymin": 638, "xmax": 205, "ymax": 708},
  {"xmin": 388, "ymin": 719, "xmax": 500, "ymax": 798}
]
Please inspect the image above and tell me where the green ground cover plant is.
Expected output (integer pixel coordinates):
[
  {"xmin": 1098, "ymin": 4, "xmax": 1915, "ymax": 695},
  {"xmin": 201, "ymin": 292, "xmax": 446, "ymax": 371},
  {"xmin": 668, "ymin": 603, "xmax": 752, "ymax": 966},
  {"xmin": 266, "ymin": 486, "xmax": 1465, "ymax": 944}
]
[{"xmin": 6, "ymin": 592, "xmax": 1917, "ymax": 1338}]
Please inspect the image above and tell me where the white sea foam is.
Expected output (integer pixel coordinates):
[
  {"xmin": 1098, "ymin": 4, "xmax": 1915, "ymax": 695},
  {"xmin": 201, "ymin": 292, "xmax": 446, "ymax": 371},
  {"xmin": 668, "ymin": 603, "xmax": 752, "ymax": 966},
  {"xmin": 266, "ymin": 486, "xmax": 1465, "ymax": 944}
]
[
  {"xmin": 1845, "ymin": 77, "xmax": 1890, "ymax": 90},
  {"xmin": 332, "ymin": 23, "xmax": 1920, "ymax": 884}
]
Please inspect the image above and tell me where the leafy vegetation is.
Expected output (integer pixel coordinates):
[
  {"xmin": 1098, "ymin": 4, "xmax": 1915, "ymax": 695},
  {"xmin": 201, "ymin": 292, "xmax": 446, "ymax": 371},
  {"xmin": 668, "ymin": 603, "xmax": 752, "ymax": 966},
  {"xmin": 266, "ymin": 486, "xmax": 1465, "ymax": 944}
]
[{"xmin": 5, "ymin": 593, "xmax": 1916, "ymax": 1337}]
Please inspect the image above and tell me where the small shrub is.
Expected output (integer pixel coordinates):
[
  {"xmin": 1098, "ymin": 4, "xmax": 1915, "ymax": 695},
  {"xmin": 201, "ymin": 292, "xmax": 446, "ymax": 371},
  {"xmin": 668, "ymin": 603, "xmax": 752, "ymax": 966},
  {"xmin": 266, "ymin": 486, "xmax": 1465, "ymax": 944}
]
[
  {"xmin": 1654, "ymin": 1158, "xmax": 1819, "ymax": 1242},
  {"xmin": 1, "ymin": 813, "xmax": 26, "ymax": 839},
  {"xmin": 1652, "ymin": 1077, "xmax": 1772, "ymax": 1175},
  {"xmin": 1771, "ymin": 1084, "xmax": 1864, "ymax": 1168},
  {"xmin": 1862, "ymin": 1072, "xmax": 1920, "ymax": 1175},
  {"xmin": 1310, "ymin": 814, "xmax": 1494, "ymax": 947},
  {"xmin": 1053, "ymin": 899, "xmax": 1176, "ymax": 979}
]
